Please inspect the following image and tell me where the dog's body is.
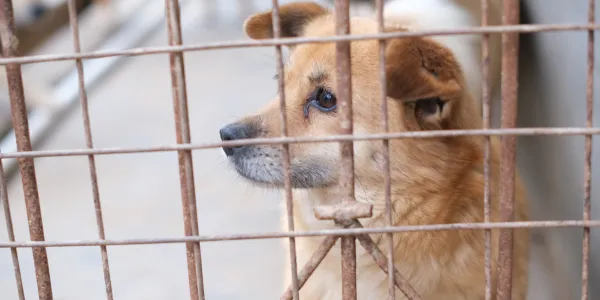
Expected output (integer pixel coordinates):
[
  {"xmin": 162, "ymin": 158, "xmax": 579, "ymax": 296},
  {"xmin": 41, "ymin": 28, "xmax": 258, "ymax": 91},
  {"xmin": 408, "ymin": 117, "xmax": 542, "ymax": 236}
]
[{"xmin": 221, "ymin": 1, "xmax": 529, "ymax": 299}]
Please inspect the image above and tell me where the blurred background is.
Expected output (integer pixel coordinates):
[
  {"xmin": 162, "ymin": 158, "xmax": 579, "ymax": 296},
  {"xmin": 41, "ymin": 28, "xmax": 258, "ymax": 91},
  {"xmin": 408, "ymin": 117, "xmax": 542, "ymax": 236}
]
[{"xmin": 0, "ymin": 0, "xmax": 598, "ymax": 299}]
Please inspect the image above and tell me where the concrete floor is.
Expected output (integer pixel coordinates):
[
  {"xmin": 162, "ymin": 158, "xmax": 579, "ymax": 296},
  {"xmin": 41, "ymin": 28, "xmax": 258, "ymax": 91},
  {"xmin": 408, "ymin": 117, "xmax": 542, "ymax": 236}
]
[{"xmin": 1, "ymin": 1, "xmax": 290, "ymax": 299}]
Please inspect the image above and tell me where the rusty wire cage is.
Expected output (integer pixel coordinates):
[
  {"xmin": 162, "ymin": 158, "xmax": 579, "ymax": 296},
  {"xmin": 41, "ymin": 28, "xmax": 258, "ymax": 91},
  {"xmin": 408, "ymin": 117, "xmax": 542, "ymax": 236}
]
[{"xmin": 0, "ymin": 0, "xmax": 597, "ymax": 299}]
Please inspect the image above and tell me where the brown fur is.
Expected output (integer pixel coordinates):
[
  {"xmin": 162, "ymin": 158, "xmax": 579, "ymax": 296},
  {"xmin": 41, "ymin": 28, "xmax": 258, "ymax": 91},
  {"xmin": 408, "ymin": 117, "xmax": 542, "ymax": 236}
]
[{"xmin": 226, "ymin": 2, "xmax": 529, "ymax": 299}]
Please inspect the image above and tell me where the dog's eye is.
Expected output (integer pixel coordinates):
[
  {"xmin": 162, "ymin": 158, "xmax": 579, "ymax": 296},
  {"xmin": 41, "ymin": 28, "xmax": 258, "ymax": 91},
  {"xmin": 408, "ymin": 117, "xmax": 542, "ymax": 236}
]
[
  {"xmin": 304, "ymin": 87, "xmax": 337, "ymax": 117},
  {"xmin": 316, "ymin": 89, "xmax": 336, "ymax": 109}
]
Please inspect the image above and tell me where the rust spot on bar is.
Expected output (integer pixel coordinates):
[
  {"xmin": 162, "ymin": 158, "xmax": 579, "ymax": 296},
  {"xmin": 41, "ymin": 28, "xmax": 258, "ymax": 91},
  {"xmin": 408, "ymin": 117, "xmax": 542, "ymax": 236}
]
[
  {"xmin": 496, "ymin": 0, "xmax": 520, "ymax": 299},
  {"xmin": 271, "ymin": 0, "xmax": 301, "ymax": 299},
  {"xmin": 0, "ymin": 1, "xmax": 53, "ymax": 299},
  {"xmin": 165, "ymin": 0, "xmax": 204, "ymax": 299}
]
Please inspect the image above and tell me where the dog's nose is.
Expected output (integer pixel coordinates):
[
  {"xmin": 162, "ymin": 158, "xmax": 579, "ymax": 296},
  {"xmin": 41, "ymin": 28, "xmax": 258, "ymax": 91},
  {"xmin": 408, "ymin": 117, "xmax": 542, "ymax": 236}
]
[
  {"xmin": 30, "ymin": 3, "xmax": 47, "ymax": 19},
  {"xmin": 219, "ymin": 122, "xmax": 252, "ymax": 156}
]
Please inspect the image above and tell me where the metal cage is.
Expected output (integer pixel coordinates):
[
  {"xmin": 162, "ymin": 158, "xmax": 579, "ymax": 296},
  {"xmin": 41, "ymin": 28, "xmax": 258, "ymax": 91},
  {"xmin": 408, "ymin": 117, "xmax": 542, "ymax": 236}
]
[{"xmin": 0, "ymin": 0, "xmax": 596, "ymax": 299}]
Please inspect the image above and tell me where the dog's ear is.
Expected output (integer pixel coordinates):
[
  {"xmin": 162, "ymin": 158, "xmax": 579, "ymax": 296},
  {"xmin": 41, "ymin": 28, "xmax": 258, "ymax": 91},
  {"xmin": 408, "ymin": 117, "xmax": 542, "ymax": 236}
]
[
  {"xmin": 385, "ymin": 35, "xmax": 465, "ymax": 130},
  {"xmin": 243, "ymin": 2, "xmax": 328, "ymax": 40}
]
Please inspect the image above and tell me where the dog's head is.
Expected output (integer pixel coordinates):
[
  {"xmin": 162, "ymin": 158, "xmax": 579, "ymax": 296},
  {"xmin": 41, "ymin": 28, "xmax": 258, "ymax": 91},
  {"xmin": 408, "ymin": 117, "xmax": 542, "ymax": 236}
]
[{"xmin": 220, "ymin": 2, "xmax": 481, "ymax": 189}]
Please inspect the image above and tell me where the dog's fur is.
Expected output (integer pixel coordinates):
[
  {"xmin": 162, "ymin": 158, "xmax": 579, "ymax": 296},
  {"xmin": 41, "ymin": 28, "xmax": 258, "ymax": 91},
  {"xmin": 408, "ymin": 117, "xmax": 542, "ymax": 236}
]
[{"xmin": 222, "ymin": 1, "xmax": 529, "ymax": 299}]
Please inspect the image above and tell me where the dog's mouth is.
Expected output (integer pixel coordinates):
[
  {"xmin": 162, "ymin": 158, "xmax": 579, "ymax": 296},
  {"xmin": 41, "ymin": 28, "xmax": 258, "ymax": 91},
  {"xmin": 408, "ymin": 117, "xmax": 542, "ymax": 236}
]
[{"xmin": 226, "ymin": 145, "xmax": 336, "ymax": 189}]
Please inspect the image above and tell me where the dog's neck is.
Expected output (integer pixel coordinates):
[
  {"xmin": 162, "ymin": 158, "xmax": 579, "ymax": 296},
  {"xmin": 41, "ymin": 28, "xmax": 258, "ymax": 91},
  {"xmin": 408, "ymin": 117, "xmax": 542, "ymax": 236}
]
[{"xmin": 292, "ymin": 148, "xmax": 481, "ymax": 231}]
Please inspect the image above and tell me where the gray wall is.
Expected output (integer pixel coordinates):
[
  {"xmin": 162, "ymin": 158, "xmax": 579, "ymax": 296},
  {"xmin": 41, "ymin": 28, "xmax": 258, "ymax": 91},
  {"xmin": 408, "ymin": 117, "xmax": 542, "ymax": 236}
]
[{"xmin": 512, "ymin": 0, "xmax": 600, "ymax": 298}]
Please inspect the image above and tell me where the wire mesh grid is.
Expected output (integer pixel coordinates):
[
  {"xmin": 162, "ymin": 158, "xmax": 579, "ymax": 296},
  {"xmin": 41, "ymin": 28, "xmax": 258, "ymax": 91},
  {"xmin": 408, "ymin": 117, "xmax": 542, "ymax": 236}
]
[{"xmin": 0, "ymin": 0, "xmax": 596, "ymax": 299}]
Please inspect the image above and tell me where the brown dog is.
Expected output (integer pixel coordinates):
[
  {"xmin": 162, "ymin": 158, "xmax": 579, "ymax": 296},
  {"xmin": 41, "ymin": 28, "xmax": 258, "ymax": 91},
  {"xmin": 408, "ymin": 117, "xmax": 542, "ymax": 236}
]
[{"xmin": 221, "ymin": 2, "xmax": 529, "ymax": 299}]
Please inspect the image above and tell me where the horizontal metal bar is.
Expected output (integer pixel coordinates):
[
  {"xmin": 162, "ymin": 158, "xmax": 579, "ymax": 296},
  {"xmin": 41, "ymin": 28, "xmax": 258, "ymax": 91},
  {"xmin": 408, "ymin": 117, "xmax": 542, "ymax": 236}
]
[
  {"xmin": 0, "ymin": 23, "xmax": 597, "ymax": 65},
  {"xmin": 0, "ymin": 127, "xmax": 598, "ymax": 159},
  {"xmin": 1, "ymin": 220, "xmax": 599, "ymax": 248}
]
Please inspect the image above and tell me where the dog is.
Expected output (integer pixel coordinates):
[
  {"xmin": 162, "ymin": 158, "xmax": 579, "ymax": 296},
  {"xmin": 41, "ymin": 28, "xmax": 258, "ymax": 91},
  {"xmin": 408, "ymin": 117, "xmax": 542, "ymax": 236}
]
[{"xmin": 220, "ymin": 1, "xmax": 529, "ymax": 299}]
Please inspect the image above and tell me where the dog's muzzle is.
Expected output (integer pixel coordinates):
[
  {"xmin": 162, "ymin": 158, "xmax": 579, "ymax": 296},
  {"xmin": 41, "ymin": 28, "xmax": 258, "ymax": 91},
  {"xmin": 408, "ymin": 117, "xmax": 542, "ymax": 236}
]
[{"xmin": 219, "ymin": 122, "xmax": 256, "ymax": 156}]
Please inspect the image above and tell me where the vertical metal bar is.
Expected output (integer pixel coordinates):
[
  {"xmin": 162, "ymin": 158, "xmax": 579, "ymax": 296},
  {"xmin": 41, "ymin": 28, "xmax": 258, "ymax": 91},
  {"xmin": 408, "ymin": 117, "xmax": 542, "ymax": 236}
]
[
  {"xmin": 581, "ymin": 0, "xmax": 595, "ymax": 299},
  {"xmin": 270, "ymin": 0, "xmax": 300, "ymax": 299},
  {"xmin": 0, "ymin": 155, "xmax": 25, "ymax": 300},
  {"xmin": 496, "ymin": 0, "xmax": 520, "ymax": 299},
  {"xmin": 334, "ymin": 0, "xmax": 354, "ymax": 202},
  {"xmin": 375, "ymin": 0, "xmax": 395, "ymax": 299},
  {"xmin": 66, "ymin": 1, "xmax": 113, "ymax": 298},
  {"xmin": 333, "ymin": 0, "xmax": 357, "ymax": 299},
  {"xmin": 480, "ymin": 1, "xmax": 493, "ymax": 299},
  {"xmin": 164, "ymin": 1, "xmax": 204, "ymax": 299},
  {"xmin": 0, "ymin": 1, "xmax": 54, "ymax": 299},
  {"xmin": 340, "ymin": 235, "xmax": 357, "ymax": 300}
]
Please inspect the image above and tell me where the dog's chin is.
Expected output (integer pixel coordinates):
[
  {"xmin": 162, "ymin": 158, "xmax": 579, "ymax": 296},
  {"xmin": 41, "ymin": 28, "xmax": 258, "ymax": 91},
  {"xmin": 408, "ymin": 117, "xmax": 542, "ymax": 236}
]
[{"xmin": 229, "ymin": 155, "xmax": 337, "ymax": 189}]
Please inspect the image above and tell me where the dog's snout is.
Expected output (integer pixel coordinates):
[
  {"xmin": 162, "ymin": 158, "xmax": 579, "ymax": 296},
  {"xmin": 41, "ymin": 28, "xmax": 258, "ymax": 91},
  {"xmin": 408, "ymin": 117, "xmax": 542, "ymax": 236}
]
[
  {"xmin": 30, "ymin": 3, "xmax": 48, "ymax": 19},
  {"xmin": 219, "ymin": 122, "xmax": 254, "ymax": 156}
]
